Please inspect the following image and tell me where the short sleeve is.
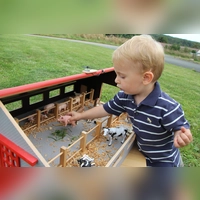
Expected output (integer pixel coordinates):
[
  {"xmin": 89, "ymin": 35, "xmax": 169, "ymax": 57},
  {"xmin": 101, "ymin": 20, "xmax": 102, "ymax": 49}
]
[
  {"xmin": 103, "ymin": 92, "xmax": 126, "ymax": 116},
  {"xmin": 161, "ymin": 103, "xmax": 190, "ymax": 132}
]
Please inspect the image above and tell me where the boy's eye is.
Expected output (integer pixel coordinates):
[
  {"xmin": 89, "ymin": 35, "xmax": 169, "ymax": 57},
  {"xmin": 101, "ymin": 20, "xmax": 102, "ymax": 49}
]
[{"xmin": 115, "ymin": 72, "xmax": 126, "ymax": 79}]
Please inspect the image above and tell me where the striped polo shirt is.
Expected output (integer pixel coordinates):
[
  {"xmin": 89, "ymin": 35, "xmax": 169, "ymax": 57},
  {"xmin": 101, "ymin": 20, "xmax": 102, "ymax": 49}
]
[{"xmin": 103, "ymin": 82, "xmax": 190, "ymax": 167}]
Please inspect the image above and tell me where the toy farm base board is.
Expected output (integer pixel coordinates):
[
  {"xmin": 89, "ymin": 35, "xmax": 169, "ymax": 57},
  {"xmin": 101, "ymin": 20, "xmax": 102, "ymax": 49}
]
[{"xmin": 23, "ymin": 112, "xmax": 133, "ymax": 167}]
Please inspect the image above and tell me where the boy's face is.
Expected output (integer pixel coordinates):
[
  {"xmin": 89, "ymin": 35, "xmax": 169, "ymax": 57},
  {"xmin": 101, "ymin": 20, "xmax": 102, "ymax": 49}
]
[{"xmin": 113, "ymin": 58, "xmax": 144, "ymax": 95}]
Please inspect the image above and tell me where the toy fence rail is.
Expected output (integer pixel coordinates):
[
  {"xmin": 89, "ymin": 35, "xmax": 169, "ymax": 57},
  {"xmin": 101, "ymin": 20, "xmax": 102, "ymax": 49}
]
[{"xmin": 16, "ymin": 89, "xmax": 95, "ymax": 133}]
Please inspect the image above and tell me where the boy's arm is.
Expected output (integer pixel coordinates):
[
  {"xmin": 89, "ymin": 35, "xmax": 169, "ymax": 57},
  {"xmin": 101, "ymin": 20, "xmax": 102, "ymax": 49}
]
[
  {"xmin": 174, "ymin": 127, "xmax": 193, "ymax": 148},
  {"xmin": 68, "ymin": 105, "xmax": 110, "ymax": 121}
]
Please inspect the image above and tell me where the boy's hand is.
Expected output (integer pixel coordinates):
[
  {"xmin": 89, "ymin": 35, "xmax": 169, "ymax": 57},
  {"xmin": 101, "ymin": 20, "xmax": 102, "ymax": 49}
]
[
  {"xmin": 174, "ymin": 127, "xmax": 193, "ymax": 148},
  {"xmin": 67, "ymin": 111, "xmax": 82, "ymax": 122}
]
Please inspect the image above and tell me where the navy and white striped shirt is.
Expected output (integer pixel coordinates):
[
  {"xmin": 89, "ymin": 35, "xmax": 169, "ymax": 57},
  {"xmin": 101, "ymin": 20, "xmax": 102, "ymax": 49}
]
[{"xmin": 103, "ymin": 82, "xmax": 190, "ymax": 167}]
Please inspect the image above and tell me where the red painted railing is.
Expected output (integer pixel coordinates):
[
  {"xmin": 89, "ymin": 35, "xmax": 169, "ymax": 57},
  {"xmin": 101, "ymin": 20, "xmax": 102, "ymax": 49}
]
[
  {"xmin": 0, "ymin": 67, "xmax": 114, "ymax": 98},
  {"xmin": 0, "ymin": 134, "xmax": 38, "ymax": 167}
]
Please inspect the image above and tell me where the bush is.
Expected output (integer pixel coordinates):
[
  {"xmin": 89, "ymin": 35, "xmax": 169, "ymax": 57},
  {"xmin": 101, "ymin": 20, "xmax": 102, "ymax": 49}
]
[
  {"xmin": 170, "ymin": 44, "xmax": 180, "ymax": 51},
  {"xmin": 183, "ymin": 47, "xmax": 190, "ymax": 53},
  {"xmin": 191, "ymin": 50, "xmax": 196, "ymax": 54}
]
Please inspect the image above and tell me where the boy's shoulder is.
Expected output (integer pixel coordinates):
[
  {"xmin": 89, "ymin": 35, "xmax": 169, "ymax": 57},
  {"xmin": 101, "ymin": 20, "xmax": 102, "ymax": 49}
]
[
  {"xmin": 159, "ymin": 91, "xmax": 177, "ymax": 103},
  {"xmin": 157, "ymin": 91, "xmax": 180, "ymax": 111}
]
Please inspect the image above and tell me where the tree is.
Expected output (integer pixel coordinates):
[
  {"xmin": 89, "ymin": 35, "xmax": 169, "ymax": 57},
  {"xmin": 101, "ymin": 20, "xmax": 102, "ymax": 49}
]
[
  {"xmin": 157, "ymin": 36, "xmax": 168, "ymax": 43},
  {"xmin": 164, "ymin": 45, "xmax": 168, "ymax": 49},
  {"xmin": 183, "ymin": 47, "xmax": 190, "ymax": 53},
  {"xmin": 191, "ymin": 50, "xmax": 196, "ymax": 54}
]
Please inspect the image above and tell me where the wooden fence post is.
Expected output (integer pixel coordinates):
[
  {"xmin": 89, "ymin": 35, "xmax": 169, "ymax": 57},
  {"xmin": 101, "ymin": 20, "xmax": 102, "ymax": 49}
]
[
  {"xmin": 14, "ymin": 118, "xmax": 19, "ymax": 124},
  {"xmin": 80, "ymin": 94, "xmax": 84, "ymax": 107},
  {"xmin": 80, "ymin": 131, "xmax": 87, "ymax": 153},
  {"xmin": 106, "ymin": 114, "xmax": 113, "ymax": 128},
  {"xmin": 95, "ymin": 121, "xmax": 102, "ymax": 137},
  {"xmin": 69, "ymin": 97, "xmax": 73, "ymax": 111},
  {"xmin": 82, "ymin": 92, "xmax": 86, "ymax": 106},
  {"xmin": 55, "ymin": 103, "xmax": 59, "ymax": 119},
  {"xmin": 59, "ymin": 146, "xmax": 67, "ymax": 167},
  {"xmin": 90, "ymin": 89, "xmax": 94, "ymax": 102},
  {"xmin": 36, "ymin": 109, "xmax": 41, "ymax": 128}
]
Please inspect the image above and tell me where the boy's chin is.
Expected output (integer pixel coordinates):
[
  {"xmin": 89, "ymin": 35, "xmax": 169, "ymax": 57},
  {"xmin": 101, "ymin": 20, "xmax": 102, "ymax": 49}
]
[
  {"xmin": 119, "ymin": 88, "xmax": 133, "ymax": 95},
  {"xmin": 123, "ymin": 91, "xmax": 132, "ymax": 95}
]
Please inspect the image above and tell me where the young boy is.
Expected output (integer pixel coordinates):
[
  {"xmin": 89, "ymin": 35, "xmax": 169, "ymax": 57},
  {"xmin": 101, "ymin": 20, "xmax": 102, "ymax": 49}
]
[{"xmin": 68, "ymin": 35, "xmax": 193, "ymax": 167}]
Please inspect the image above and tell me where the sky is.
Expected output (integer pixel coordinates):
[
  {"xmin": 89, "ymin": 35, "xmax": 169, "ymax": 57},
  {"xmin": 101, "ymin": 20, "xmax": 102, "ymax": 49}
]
[{"xmin": 165, "ymin": 34, "xmax": 200, "ymax": 43}]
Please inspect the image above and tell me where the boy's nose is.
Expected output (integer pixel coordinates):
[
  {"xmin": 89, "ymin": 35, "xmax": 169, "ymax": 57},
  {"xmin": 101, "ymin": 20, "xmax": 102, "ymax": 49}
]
[{"xmin": 115, "ymin": 76, "xmax": 120, "ymax": 84}]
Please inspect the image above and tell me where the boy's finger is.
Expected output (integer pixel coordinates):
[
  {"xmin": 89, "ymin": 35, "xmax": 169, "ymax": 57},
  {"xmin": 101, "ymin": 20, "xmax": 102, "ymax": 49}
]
[
  {"xmin": 180, "ymin": 133, "xmax": 191, "ymax": 145},
  {"xmin": 67, "ymin": 112, "xmax": 73, "ymax": 116},
  {"xmin": 180, "ymin": 126, "xmax": 186, "ymax": 133},
  {"xmin": 177, "ymin": 135, "xmax": 186, "ymax": 147},
  {"xmin": 180, "ymin": 127, "xmax": 193, "ymax": 142},
  {"xmin": 174, "ymin": 136, "xmax": 181, "ymax": 148},
  {"xmin": 174, "ymin": 138, "xmax": 180, "ymax": 148}
]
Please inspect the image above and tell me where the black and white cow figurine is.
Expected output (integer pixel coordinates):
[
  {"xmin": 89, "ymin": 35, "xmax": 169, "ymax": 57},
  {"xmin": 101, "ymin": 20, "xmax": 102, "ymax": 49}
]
[
  {"xmin": 103, "ymin": 126, "xmax": 129, "ymax": 146},
  {"xmin": 77, "ymin": 154, "xmax": 95, "ymax": 167}
]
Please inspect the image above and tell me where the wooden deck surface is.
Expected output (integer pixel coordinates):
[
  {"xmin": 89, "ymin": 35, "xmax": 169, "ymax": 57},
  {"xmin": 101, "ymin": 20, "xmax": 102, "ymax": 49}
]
[{"xmin": 121, "ymin": 143, "xmax": 146, "ymax": 167}]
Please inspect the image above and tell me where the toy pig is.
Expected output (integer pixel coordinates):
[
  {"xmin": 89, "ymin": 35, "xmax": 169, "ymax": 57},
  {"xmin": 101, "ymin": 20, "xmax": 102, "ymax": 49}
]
[
  {"xmin": 58, "ymin": 103, "xmax": 67, "ymax": 113},
  {"xmin": 44, "ymin": 103, "xmax": 55, "ymax": 114},
  {"xmin": 58, "ymin": 115, "xmax": 77, "ymax": 127}
]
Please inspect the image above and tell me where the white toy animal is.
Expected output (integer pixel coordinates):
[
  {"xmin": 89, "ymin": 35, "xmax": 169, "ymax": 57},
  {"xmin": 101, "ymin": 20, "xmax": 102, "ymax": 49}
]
[
  {"xmin": 77, "ymin": 154, "xmax": 95, "ymax": 167},
  {"xmin": 103, "ymin": 126, "xmax": 129, "ymax": 146}
]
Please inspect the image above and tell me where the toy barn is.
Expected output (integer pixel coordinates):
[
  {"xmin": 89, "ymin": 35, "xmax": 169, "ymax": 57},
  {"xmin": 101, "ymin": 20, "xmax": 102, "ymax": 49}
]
[{"xmin": 0, "ymin": 67, "xmax": 145, "ymax": 167}]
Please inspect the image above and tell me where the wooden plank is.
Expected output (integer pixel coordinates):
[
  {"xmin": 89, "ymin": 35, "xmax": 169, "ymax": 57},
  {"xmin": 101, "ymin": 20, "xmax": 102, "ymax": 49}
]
[
  {"xmin": 120, "ymin": 143, "xmax": 146, "ymax": 167},
  {"xmin": 105, "ymin": 133, "xmax": 135, "ymax": 167}
]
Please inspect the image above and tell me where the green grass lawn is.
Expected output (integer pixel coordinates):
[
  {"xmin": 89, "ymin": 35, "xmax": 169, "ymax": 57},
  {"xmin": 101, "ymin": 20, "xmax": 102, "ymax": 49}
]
[
  {"xmin": 159, "ymin": 64, "xmax": 200, "ymax": 166},
  {"xmin": 0, "ymin": 34, "xmax": 113, "ymax": 89},
  {"xmin": 0, "ymin": 34, "xmax": 199, "ymax": 166}
]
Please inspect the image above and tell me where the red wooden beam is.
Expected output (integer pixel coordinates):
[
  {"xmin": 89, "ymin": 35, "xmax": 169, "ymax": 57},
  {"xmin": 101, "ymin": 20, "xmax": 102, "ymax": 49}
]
[
  {"xmin": 0, "ymin": 134, "xmax": 38, "ymax": 166},
  {"xmin": 0, "ymin": 67, "xmax": 114, "ymax": 98}
]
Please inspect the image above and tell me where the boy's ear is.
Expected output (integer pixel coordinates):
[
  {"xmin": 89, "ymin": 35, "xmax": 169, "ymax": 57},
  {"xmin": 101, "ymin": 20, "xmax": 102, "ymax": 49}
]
[{"xmin": 143, "ymin": 71, "xmax": 154, "ymax": 85}]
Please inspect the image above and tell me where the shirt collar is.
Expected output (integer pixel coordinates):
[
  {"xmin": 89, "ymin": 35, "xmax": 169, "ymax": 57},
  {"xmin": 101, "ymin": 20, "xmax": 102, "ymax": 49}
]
[
  {"xmin": 141, "ymin": 82, "xmax": 161, "ymax": 107},
  {"xmin": 125, "ymin": 82, "xmax": 161, "ymax": 106}
]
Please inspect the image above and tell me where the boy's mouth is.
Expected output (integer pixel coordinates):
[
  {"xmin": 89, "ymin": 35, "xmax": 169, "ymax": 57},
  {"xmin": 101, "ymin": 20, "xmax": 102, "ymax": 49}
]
[{"xmin": 117, "ymin": 85, "xmax": 122, "ymax": 90}]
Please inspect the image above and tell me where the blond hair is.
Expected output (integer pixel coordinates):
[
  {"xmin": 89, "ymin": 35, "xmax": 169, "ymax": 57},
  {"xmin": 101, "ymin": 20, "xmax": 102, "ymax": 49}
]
[{"xmin": 112, "ymin": 35, "xmax": 164, "ymax": 82}]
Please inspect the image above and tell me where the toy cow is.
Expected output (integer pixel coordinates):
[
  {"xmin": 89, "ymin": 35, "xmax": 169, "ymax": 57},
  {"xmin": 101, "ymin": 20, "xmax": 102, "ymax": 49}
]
[
  {"xmin": 77, "ymin": 154, "xmax": 95, "ymax": 167},
  {"xmin": 103, "ymin": 126, "xmax": 129, "ymax": 146},
  {"xmin": 57, "ymin": 115, "xmax": 77, "ymax": 127},
  {"xmin": 44, "ymin": 103, "xmax": 55, "ymax": 114}
]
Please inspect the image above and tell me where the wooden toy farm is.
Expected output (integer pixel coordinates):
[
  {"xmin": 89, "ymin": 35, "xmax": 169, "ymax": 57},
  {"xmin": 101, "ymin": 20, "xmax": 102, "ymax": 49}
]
[{"xmin": 0, "ymin": 68, "xmax": 145, "ymax": 167}]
